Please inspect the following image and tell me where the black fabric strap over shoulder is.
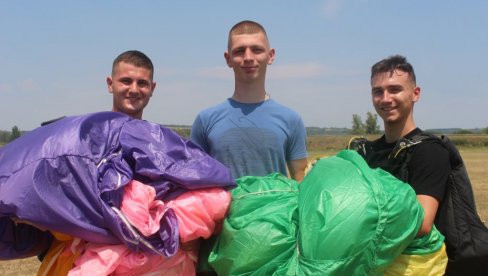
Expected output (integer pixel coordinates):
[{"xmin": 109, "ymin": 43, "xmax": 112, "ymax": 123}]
[{"xmin": 347, "ymin": 136, "xmax": 370, "ymax": 158}]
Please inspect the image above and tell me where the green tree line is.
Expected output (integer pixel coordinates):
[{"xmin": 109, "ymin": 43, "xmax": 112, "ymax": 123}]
[
  {"xmin": 0, "ymin": 126, "xmax": 21, "ymax": 144},
  {"xmin": 351, "ymin": 112, "xmax": 381, "ymax": 135},
  {"xmin": 2, "ymin": 122, "xmax": 488, "ymax": 147}
]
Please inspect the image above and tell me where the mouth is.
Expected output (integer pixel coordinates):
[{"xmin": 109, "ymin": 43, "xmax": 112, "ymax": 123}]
[
  {"xmin": 242, "ymin": 66, "xmax": 257, "ymax": 73},
  {"xmin": 126, "ymin": 96, "xmax": 141, "ymax": 100},
  {"xmin": 381, "ymin": 106, "xmax": 396, "ymax": 112}
]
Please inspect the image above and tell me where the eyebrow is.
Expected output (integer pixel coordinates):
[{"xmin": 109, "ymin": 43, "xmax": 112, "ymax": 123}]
[{"xmin": 371, "ymin": 84, "xmax": 404, "ymax": 90}]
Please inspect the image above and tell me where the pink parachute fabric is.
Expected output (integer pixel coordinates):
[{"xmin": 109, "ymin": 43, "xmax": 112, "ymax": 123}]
[
  {"xmin": 120, "ymin": 180, "xmax": 168, "ymax": 237},
  {"xmin": 67, "ymin": 180, "xmax": 231, "ymax": 275},
  {"xmin": 167, "ymin": 187, "xmax": 231, "ymax": 243},
  {"xmin": 69, "ymin": 244, "xmax": 196, "ymax": 276}
]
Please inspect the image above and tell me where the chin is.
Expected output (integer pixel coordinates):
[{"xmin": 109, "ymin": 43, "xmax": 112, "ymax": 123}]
[{"xmin": 385, "ymin": 119, "xmax": 404, "ymax": 128}]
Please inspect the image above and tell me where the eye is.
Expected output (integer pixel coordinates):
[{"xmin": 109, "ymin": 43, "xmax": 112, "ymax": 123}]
[
  {"xmin": 137, "ymin": 80, "xmax": 150, "ymax": 88},
  {"xmin": 233, "ymin": 48, "xmax": 245, "ymax": 55},
  {"xmin": 388, "ymin": 86, "xmax": 403, "ymax": 93},
  {"xmin": 251, "ymin": 46, "xmax": 265, "ymax": 53},
  {"xmin": 371, "ymin": 88, "xmax": 383, "ymax": 96},
  {"xmin": 120, "ymin": 78, "xmax": 132, "ymax": 85}
]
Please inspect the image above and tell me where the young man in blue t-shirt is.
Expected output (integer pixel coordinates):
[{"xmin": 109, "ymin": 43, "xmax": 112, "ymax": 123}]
[{"xmin": 191, "ymin": 20, "xmax": 308, "ymax": 182}]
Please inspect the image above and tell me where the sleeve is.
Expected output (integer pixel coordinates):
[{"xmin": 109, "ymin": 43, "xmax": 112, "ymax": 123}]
[
  {"xmin": 190, "ymin": 114, "xmax": 209, "ymax": 153},
  {"xmin": 286, "ymin": 115, "xmax": 308, "ymax": 161},
  {"xmin": 408, "ymin": 142, "xmax": 450, "ymax": 201},
  {"xmin": 0, "ymin": 217, "xmax": 53, "ymax": 259}
]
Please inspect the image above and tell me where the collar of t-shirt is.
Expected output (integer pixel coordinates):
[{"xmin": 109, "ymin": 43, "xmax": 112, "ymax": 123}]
[{"xmin": 375, "ymin": 127, "xmax": 422, "ymax": 150}]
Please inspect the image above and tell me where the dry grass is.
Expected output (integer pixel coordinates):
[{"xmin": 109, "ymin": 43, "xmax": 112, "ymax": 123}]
[
  {"xmin": 461, "ymin": 148, "xmax": 488, "ymax": 223},
  {"xmin": 1, "ymin": 135, "xmax": 487, "ymax": 274},
  {"xmin": 0, "ymin": 257, "xmax": 40, "ymax": 276}
]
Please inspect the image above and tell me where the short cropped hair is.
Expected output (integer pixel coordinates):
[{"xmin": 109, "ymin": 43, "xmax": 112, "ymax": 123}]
[
  {"xmin": 112, "ymin": 50, "xmax": 154, "ymax": 79},
  {"xmin": 227, "ymin": 20, "xmax": 269, "ymax": 50},
  {"xmin": 371, "ymin": 55, "xmax": 416, "ymax": 85}
]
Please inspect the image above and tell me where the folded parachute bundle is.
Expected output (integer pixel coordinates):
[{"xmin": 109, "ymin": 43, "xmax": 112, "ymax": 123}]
[
  {"xmin": 39, "ymin": 181, "xmax": 232, "ymax": 275},
  {"xmin": 0, "ymin": 112, "xmax": 236, "ymax": 274},
  {"xmin": 209, "ymin": 150, "xmax": 448, "ymax": 275}
]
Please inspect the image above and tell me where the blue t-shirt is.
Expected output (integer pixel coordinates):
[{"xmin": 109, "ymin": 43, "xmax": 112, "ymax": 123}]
[{"xmin": 191, "ymin": 98, "xmax": 308, "ymax": 179}]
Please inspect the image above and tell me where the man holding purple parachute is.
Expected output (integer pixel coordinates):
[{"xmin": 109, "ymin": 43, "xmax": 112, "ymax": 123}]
[{"xmin": 0, "ymin": 51, "xmax": 236, "ymax": 273}]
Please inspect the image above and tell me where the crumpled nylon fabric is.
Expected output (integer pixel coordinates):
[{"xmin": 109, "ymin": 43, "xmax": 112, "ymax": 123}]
[
  {"xmin": 120, "ymin": 180, "xmax": 169, "ymax": 237},
  {"xmin": 209, "ymin": 173, "xmax": 299, "ymax": 275},
  {"xmin": 384, "ymin": 244, "xmax": 448, "ymax": 276},
  {"xmin": 68, "ymin": 243, "xmax": 197, "ymax": 276},
  {"xmin": 0, "ymin": 111, "xmax": 235, "ymax": 258},
  {"xmin": 210, "ymin": 150, "xmax": 446, "ymax": 275},
  {"xmin": 38, "ymin": 183, "xmax": 231, "ymax": 275},
  {"xmin": 37, "ymin": 233, "xmax": 83, "ymax": 276}
]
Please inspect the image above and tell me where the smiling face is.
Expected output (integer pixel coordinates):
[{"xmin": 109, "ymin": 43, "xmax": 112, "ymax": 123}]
[
  {"xmin": 107, "ymin": 61, "xmax": 156, "ymax": 119},
  {"xmin": 224, "ymin": 32, "xmax": 275, "ymax": 84},
  {"xmin": 371, "ymin": 70, "xmax": 420, "ymax": 128}
]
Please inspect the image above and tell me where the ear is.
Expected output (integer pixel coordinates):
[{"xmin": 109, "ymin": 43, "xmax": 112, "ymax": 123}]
[
  {"xmin": 224, "ymin": 52, "xmax": 232, "ymax": 68},
  {"xmin": 412, "ymin": 86, "xmax": 420, "ymax": 103},
  {"xmin": 268, "ymin": 48, "xmax": 276, "ymax": 65},
  {"xmin": 107, "ymin": 76, "xmax": 114, "ymax": 93},
  {"xmin": 149, "ymin": 82, "xmax": 156, "ymax": 97}
]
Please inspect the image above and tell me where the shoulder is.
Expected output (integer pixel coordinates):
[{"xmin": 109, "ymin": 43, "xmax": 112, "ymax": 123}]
[
  {"xmin": 408, "ymin": 134, "xmax": 450, "ymax": 169},
  {"xmin": 412, "ymin": 141, "xmax": 449, "ymax": 160},
  {"xmin": 266, "ymin": 99, "xmax": 299, "ymax": 113},
  {"xmin": 409, "ymin": 132, "xmax": 448, "ymax": 156},
  {"xmin": 265, "ymin": 99, "xmax": 303, "ymax": 121}
]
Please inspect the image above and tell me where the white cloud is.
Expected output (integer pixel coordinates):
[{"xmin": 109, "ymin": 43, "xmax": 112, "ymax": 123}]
[
  {"xmin": 197, "ymin": 66, "xmax": 233, "ymax": 79},
  {"xmin": 0, "ymin": 84, "xmax": 13, "ymax": 93},
  {"xmin": 321, "ymin": 0, "xmax": 343, "ymax": 19},
  {"xmin": 155, "ymin": 66, "xmax": 183, "ymax": 77},
  {"xmin": 0, "ymin": 80, "xmax": 38, "ymax": 94},
  {"xmin": 18, "ymin": 79, "xmax": 37, "ymax": 92},
  {"xmin": 268, "ymin": 63, "xmax": 328, "ymax": 79},
  {"xmin": 195, "ymin": 62, "xmax": 348, "ymax": 80}
]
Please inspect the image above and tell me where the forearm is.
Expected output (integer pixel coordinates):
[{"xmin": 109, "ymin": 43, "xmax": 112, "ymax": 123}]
[
  {"xmin": 288, "ymin": 158, "xmax": 308, "ymax": 182},
  {"xmin": 416, "ymin": 194, "xmax": 439, "ymax": 236}
]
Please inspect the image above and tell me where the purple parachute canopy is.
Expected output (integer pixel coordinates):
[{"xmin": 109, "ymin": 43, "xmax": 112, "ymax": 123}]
[{"xmin": 0, "ymin": 112, "xmax": 235, "ymax": 259}]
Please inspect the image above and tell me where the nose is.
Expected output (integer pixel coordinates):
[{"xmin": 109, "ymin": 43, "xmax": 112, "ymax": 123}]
[
  {"xmin": 380, "ymin": 90, "xmax": 392, "ymax": 102},
  {"xmin": 243, "ymin": 48, "xmax": 253, "ymax": 61},
  {"xmin": 129, "ymin": 81, "xmax": 139, "ymax": 93}
]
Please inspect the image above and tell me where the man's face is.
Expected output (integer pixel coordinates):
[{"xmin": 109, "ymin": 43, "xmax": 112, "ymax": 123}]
[
  {"xmin": 371, "ymin": 70, "xmax": 420, "ymax": 126},
  {"xmin": 107, "ymin": 61, "xmax": 155, "ymax": 119},
  {"xmin": 224, "ymin": 32, "xmax": 275, "ymax": 83}
]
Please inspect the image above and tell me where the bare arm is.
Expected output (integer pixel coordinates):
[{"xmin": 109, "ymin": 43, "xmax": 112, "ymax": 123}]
[
  {"xmin": 287, "ymin": 158, "xmax": 308, "ymax": 182},
  {"xmin": 416, "ymin": 194, "xmax": 440, "ymax": 236}
]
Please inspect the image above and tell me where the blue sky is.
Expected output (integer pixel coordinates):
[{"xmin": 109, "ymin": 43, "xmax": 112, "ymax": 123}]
[{"xmin": 1, "ymin": 1, "xmax": 487, "ymax": 131}]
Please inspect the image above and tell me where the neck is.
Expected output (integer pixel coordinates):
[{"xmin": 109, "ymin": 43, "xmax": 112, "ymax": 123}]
[
  {"xmin": 113, "ymin": 108, "xmax": 142, "ymax": 120},
  {"xmin": 232, "ymin": 81, "xmax": 268, "ymax": 103},
  {"xmin": 384, "ymin": 120, "xmax": 417, "ymax": 143}
]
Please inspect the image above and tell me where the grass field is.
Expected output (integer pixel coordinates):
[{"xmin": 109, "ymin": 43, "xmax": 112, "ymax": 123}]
[{"xmin": 1, "ymin": 135, "xmax": 487, "ymax": 275}]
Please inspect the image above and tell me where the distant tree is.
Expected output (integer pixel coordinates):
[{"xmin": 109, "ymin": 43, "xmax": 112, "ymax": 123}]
[
  {"xmin": 351, "ymin": 114, "xmax": 365, "ymax": 135},
  {"xmin": 365, "ymin": 112, "xmax": 380, "ymax": 134},
  {"xmin": 454, "ymin": 129, "xmax": 473, "ymax": 135},
  {"xmin": 0, "ymin": 130, "xmax": 9, "ymax": 143},
  {"xmin": 485, "ymin": 127, "xmax": 488, "ymax": 134},
  {"xmin": 8, "ymin": 126, "xmax": 21, "ymax": 142},
  {"xmin": 171, "ymin": 127, "xmax": 190, "ymax": 139}
]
